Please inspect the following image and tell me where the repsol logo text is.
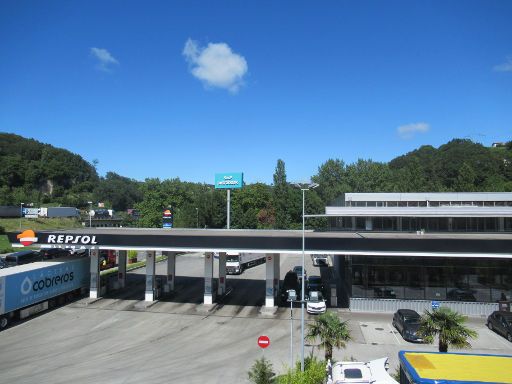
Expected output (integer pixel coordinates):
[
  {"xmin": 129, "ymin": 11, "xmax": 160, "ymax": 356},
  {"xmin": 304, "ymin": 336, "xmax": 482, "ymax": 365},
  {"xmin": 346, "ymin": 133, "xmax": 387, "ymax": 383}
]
[{"xmin": 48, "ymin": 235, "xmax": 98, "ymax": 245}]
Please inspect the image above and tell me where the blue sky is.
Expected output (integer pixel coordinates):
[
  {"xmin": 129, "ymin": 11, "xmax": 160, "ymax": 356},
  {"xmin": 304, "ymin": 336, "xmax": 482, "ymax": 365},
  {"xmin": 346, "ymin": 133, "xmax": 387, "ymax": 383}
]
[{"xmin": 1, "ymin": 1, "xmax": 511, "ymax": 184}]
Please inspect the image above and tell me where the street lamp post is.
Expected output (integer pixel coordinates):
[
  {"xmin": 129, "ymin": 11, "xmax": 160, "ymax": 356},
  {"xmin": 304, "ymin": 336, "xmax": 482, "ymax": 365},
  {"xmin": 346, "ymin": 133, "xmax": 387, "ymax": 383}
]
[
  {"xmin": 88, "ymin": 201, "xmax": 93, "ymax": 228},
  {"xmin": 196, "ymin": 208, "xmax": 199, "ymax": 228},
  {"xmin": 19, "ymin": 202, "xmax": 24, "ymax": 230},
  {"xmin": 294, "ymin": 181, "xmax": 319, "ymax": 372}
]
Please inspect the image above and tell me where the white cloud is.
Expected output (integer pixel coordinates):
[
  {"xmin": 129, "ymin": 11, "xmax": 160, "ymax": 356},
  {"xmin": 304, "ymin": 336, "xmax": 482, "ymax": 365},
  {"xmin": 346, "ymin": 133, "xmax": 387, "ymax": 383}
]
[
  {"xmin": 494, "ymin": 56, "xmax": 512, "ymax": 72},
  {"xmin": 397, "ymin": 122, "xmax": 430, "ymax": 139},
  {"xmin": 183, "ymin": 38, "xmax": 248, "ymax": 93},
  {"xmin": 90, "ymin": 47, "xmax": 119, "ymax": 72}
]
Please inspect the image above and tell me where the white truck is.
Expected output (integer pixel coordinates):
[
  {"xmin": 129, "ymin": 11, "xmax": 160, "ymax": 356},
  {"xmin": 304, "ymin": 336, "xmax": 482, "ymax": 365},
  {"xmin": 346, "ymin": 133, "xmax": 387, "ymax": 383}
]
[
  {"xmin": 0, "ymin": 256, "xmax": 90, "ymax": 330},
  {"xmin": 226, "ymin": 252, "xmax": 265, "ymax": 274}
]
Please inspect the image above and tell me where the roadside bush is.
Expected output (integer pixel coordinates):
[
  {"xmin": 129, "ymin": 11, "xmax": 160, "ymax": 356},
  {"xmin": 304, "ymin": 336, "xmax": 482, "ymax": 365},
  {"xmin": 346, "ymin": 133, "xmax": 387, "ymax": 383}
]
[
  {"xmin": 248, "ymin": 357, "xmax": 275, "ymax": 384},
  {"xmin": 277, "ymin": 357, "xmax": 325, "ymax": 384}
]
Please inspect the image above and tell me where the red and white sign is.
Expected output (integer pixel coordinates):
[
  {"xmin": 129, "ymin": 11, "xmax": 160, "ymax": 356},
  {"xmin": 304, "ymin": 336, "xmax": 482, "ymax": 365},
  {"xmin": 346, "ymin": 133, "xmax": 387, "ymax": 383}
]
[{"xmin": 257, "ymin": 335, "xmax": 270, "ymax": 349}]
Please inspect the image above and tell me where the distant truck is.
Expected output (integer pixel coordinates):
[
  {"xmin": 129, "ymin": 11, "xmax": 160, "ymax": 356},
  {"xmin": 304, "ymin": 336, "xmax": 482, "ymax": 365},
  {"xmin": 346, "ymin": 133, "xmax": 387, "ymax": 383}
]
[
  {"xmin": 46, "ymin": 207, "xmax": 80, "ymax": 218},
  {"xmin": 0, "ymin": 257, "xmax": 90, "ymax": 330},
  {"xmin": 0, "ymin": 206, "xmax": 22, "ymax": 218},
  {"xmin": 226, "ymin": 252, "xmax": 265, "ymax": 274}
]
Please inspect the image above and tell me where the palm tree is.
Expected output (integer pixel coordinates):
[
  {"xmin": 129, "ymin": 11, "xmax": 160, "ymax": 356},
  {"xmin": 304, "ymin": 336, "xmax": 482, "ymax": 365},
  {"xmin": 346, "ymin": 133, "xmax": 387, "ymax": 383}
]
[
  {"xmin": 305, "ymin": 311, "xmax": 351, "ymax": 361},
  {"xmin": 418, "ymin": 307, "xmax": 478, "ymax": 352}
]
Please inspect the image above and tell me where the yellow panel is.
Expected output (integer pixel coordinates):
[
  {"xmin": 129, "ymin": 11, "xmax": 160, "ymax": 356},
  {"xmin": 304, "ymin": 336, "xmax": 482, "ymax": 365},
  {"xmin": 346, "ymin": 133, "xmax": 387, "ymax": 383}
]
[{"xmin": 404, "ymin": 352, "xmax": 512, "ymax": 383}]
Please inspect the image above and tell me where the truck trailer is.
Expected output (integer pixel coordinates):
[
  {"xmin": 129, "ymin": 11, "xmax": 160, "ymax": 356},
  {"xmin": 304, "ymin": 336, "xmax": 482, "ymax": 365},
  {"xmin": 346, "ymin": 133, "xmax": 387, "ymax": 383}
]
[
  {"xmin": 226, "ymin": 252, "xmax": 265, "ymax": 274},
  {"xmin": 0, "ymin": 256, "xmax": 90, "ymax": 330}
]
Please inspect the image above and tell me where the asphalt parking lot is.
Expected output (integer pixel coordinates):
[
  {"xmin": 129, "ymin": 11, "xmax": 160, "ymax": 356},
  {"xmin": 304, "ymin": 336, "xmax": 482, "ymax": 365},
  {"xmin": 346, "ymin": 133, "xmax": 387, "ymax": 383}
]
[{"xmin": 1, "ymin": 253, "xmax": 511, "ymax": 383}]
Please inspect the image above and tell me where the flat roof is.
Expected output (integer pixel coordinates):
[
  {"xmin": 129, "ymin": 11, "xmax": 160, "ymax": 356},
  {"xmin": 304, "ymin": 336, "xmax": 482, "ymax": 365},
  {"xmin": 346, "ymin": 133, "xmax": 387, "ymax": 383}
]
[
  {"xmin": 345, "ymin": 192, "xmax": 512, "ymax": 202},
  {"xmin": 0, "ymin": 257, "xmax": 87, "ymax": 277},
  {"xmin": 7, "ymin": 228, "xmax": 512, "ymax": 258},
  {"xmin": 399, "ymin": 351, "xmax": 512, "ymax": 384},
  {"xmin": 323, "ymin": 206, "xmax": 512, "ymax": 217}
]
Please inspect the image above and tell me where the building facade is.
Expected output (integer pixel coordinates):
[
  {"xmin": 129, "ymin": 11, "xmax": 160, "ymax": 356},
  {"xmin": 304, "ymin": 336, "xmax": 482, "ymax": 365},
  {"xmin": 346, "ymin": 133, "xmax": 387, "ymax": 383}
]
[{"xmin": 325, "ymin": 193, "xmax": 512, "ymax": 308}]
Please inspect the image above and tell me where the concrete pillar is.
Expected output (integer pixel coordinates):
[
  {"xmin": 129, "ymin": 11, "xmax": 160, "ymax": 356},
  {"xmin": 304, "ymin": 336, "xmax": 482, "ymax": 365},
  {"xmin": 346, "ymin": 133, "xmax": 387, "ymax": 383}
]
[
  {"xmin": 117, "ymin": 250, "xmax": 127, "ymax": 289},
  {"xmin": 204, "ymin": 252, "xmax": 214, "ymax": 305},
  {"xmin": 397, "ymin": 217, "xmax": 403, "ymax": 231},
  {"xmin": 365, "ymin": 217, "xmax": 373, "ymax": 231},
  {"xmin": 218, "ymin": 252, "xmax": 227, "ymax": 295},
  {"xmin": 163, "ymin": 251, "xmax": 176, "ymax": 293},
  {"xmin": 499, "ymin": 217, "xmax": 505, "ymax": 232},
  {"xmin": 448, "ymin": 217, "xmax": 453, "ymax": 232},
  {"xmin": 145, "ymin": 251, "xmax": 156, "ymax": 302},
  {"xmin": 265, "ymin": 253, "xmax": 277, "ymax": 307},
  {"xmin": 351, "ymin": 217, "xmax": 356, "ymax": 230},
  {"xmin": 273, "ymin": 253, "xmax": 280, "ymax": 299},
  {"xmin": 89, "ymin": 249, "xmax": 100, "ymax": 299}
]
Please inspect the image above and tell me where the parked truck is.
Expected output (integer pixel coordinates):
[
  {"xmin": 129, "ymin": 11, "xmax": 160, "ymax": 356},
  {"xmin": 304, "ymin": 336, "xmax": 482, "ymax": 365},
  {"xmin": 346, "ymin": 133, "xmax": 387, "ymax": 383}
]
[
  {"xmin": 0, "ymin": 256, "xmax": 90, "ymax": 330},
  {"xmin": 226, "ymin": 252, "xmax": 265, "ymax": 274}
]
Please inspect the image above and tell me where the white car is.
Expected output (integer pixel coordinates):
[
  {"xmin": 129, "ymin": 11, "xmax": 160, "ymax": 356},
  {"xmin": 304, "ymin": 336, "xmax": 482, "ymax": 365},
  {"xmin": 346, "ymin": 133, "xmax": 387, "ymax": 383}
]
[
  {"xmin": 307, "ymin": 291, "xmax": 326, "ymax": 314},
  {"xmin": 312, "ymin": 254, "xmax": 329, "ymax": 266}
]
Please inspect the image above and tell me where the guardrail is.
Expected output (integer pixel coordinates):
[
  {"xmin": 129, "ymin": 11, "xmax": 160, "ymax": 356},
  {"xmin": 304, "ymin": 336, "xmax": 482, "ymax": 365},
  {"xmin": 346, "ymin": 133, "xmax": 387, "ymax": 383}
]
[{"xmin": 350, "ymin": 298, "xmax": 499, "ymax": 316}]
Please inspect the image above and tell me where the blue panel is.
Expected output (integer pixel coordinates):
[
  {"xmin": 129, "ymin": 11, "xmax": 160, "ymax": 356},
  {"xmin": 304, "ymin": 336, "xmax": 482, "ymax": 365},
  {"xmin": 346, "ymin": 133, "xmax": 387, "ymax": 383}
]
[
  {"xmin": 214, "ymin": 172, "xmax": 244, "ymax": 189},
  {"xmin": 4, "ymin": 258, "xmax": 89, "ymax": 312}
]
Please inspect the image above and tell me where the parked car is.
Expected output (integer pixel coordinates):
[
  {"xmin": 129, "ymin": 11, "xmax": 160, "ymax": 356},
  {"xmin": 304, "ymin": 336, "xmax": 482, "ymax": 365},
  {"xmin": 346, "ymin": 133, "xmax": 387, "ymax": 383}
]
[
  {"xmin": 307, "ymin": 291, "xmax": 326, "ymax": 314},
  {"xmin": 307, "ymin": 275, "xmax": 325, "ymax": 294},
  {"xmin": 447, "ymin": 288, "xmax": 477, "ymax": 302},
  {"xmin": 487, "ymin": 311, "xmax": 512, "ymax": 342},
  {"xmin": 312, "ymin": 254, "xmax": 328, "ymax": 266},
  {"xmin": 0, "ymin": 257, "xmax": 8, "ymax": 269},
  {"xmin": 280, "ymin": 271, "xmax": 300, "ymax": 303},
  {"xmin": 40, "ymin": 248, "xmax": 71, "ymax": 260},
  {"xmin": 292, "ymin": 265, "xmax": 307, "ymax": 282},
  {"xmin": 4, "ymin": 250, "xmax": 42, "ymax": 266},
  {"xmin": 392, "ymin": 309, "xmax": 424, "ymax": 342}
]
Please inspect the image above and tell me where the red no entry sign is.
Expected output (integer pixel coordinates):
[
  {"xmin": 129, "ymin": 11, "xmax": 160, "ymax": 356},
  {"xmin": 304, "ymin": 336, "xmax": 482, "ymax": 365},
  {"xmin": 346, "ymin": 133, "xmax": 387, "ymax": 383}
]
[{"xmin": 257, "ymin": 335, "xmax": 270, "ymax": 349}]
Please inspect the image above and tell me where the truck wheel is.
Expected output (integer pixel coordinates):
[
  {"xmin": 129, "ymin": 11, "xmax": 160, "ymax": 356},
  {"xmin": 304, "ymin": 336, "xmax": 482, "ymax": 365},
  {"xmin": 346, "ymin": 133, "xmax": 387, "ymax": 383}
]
[{"xmin": 0, "ymin": 316, "xmax": 8, "ymax": 329}]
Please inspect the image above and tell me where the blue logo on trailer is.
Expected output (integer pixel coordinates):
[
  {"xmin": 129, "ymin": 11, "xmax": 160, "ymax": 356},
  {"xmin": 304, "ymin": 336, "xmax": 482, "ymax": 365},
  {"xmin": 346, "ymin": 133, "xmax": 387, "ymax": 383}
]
[
  {"xmin": 214, "ymin": 173, "xmax": 244, "ymax": 189},
  {"xmin": 431, "ymin": 300, "xmax": 440, "ymax": 310},
  {"xmin": 3, "ymin": 258, "xmax": 89, "ymax": 313}
]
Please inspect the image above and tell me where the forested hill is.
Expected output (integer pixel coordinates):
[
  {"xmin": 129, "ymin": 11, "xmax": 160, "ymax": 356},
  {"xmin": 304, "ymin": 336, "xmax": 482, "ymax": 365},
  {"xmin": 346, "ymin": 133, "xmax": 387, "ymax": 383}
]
[
  {"xmin": 0, "ymin": 133, "xmax": 511, "ymax": 224},
  {"xmin": 0, "ymin": 133, "xmax": 99, "ymax": 206}
]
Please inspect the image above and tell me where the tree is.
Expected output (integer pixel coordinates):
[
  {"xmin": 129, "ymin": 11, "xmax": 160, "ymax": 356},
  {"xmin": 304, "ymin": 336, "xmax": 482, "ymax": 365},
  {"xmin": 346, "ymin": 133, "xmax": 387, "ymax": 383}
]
[
  {"xmin": 305, "ymin": 311, "xmax": 351, "ymax": 361},
  {"xmin": 277, "ymin": 356, "xmax": 325, "ymax": 384},
  {"xmin": 248, "ymin": 357, "xmax": 275, "ymax": 384},
  {"xmin": 272, "ymin": 159, "xmax": 291, "ymax": 229},
  {"xmin": 418, "ymin": 307, "xmax": 478, "ymax": 352},
  {"xmin": 312, "ymin": 159, "xmax": 350, "ymax": 205}
]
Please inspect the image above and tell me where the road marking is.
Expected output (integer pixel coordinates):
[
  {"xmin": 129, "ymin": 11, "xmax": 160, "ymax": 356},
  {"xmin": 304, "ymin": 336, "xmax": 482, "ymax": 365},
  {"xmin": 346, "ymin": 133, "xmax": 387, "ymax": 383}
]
[
  {"xmin": 482, "ymin": 327, "xmax": 512, "ymax": 349},
  {"xmin": 389, "ymin": 323, "xmax": 402, "ymax": 345}
]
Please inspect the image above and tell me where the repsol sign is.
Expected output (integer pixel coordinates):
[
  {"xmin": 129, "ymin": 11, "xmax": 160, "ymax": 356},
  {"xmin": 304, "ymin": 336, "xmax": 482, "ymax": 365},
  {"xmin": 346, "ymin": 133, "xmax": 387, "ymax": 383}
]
[
  {"xmin": 20, "ymin": 272, "xmax": 75, "ymax": 295},
  {"xmin": 48, "ymin": 235, "xmax": 98, "ymax": 245}
]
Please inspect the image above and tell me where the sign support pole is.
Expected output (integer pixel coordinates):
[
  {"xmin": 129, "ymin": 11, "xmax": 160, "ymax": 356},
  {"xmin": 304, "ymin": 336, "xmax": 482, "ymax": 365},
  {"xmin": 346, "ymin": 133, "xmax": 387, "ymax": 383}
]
[{"xmin": 227, "ymin": 189, "xmax": 231, "ymax": 229}]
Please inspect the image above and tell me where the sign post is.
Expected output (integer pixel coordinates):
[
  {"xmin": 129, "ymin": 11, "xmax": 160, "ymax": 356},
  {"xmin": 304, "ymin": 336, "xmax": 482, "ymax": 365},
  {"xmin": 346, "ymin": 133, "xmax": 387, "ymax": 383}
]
[{"xmin": 214, "ymin": 172, "xmax": 244, "ymax": 229}]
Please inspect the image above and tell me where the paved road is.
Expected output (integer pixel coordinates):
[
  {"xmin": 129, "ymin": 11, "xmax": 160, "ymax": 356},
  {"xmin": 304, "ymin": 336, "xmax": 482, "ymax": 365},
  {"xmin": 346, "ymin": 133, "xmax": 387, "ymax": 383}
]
[{"xmin": 1, "ymin": 253, "xmax": 511, "ymax": 383}]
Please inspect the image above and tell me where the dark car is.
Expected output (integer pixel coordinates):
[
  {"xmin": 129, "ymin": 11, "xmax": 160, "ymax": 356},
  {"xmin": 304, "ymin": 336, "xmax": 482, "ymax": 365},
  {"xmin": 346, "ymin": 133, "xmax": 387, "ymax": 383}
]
[
  {"xmin": 487, "ymin": 311, "xmax": 512, "ymax": 342},
  {"xmin": 447, "ymin": 289, "xmax": 477, "ymax": 302},
  {"xmin": 280, "ymin": 271, "xmax": 300, "ymax": 303},
  {"xmin": 307, "ymin": 275, "xmax": 325, "ymax": 294},
  {"xmin": 0, "ymin": 257, "xmax": 7, "ymax": 269},
  {"xmin": 40, "ymin": 248, "xmax": 71, "ymax": 260},
  {"xmin": 392, "ymin": 309, "xmax": 424, "ymax": 342},
  {"xmin": 293, "ymin": 266, "xmax": 307, "ymax": 282},
  {"xmin": 4, "ymin": 250, "xmax": 42, "ymax": 266}
]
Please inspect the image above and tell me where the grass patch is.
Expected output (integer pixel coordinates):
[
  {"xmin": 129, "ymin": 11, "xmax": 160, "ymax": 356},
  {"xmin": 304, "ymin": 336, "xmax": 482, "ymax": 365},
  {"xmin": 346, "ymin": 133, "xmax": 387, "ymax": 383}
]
[
  {"xmin": 100, "ymin": 254, "xmax": 169, "ymax": 276},
  {"xmin": 0, "ymin": 217, "xmax": 83, "ymax": 233},
  {"xmin": 0, "ymin": 235, "xmax": 13, "ymax": 253}
]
